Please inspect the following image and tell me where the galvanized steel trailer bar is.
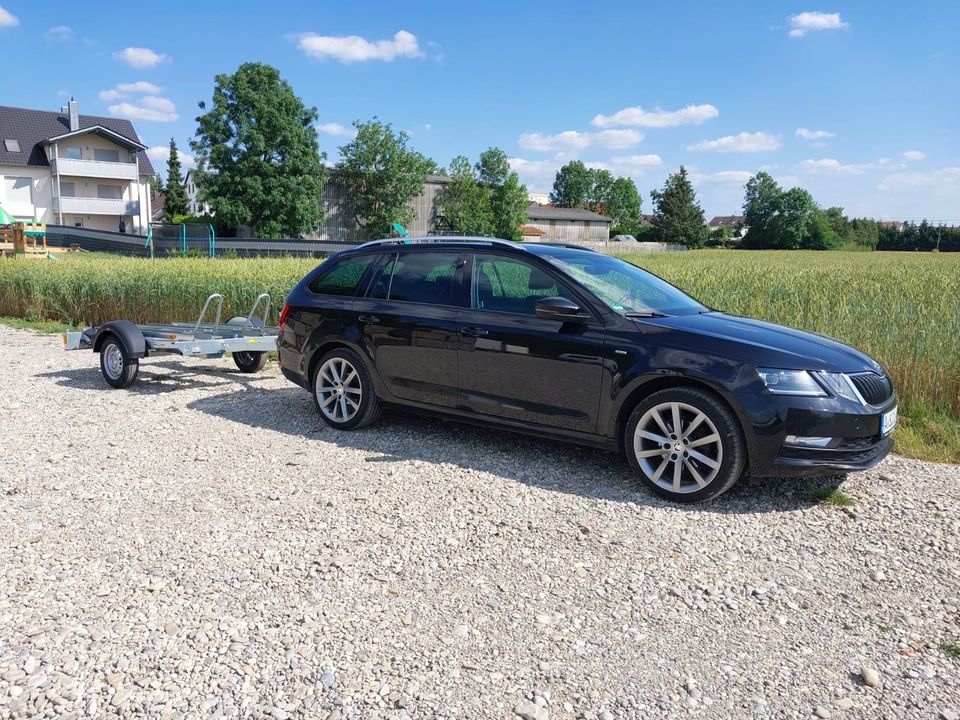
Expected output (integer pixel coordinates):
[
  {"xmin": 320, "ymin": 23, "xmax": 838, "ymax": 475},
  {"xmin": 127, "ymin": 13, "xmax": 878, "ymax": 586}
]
[{"xmin": 63, "ymin": 293, "xmax": 279, "ymax": 388}]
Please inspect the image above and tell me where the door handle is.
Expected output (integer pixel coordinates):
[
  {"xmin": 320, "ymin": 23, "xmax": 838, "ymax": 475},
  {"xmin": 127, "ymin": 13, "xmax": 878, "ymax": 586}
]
[
  {"xmin": 460, "ymin": 326, "xmax": 489, "ymax": 337},
  {"xmin": 358, "ymin": 315, "xmax": 380, "ymax": 324}
]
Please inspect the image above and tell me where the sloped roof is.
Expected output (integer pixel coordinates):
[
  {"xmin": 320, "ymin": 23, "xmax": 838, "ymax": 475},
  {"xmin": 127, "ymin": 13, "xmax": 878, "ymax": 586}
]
[
  {"xmin": 708, "ymin": 215, "xmax": 744, "ymax": 227},
  {"xmin": 526, "ymin": 204, "xmax": 612, "ymax": 223},
  {"xmin": 0, "ymin": 105, "xmax": 156, "ymax": 175},
  {"xmin": 520, "ymin": 224, "xmax": 545, "ymax": 236}
]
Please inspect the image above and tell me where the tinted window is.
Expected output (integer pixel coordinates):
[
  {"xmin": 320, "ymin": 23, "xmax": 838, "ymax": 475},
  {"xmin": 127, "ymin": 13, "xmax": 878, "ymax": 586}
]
[
  {"xmin": 473, "ymin": 254, "xmax": 574, "ymax": 315},
  {"xmin": 309, "ymin": 255, "xmax": 374, "ymax": 296},
  {"xmin": 373, "ymin": 252, "xmax": 459, "ymax": 305}
]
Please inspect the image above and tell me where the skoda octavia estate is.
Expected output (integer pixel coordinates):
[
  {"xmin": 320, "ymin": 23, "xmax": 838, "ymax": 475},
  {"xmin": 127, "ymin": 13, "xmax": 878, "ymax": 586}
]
[{"xmin": 278, "ymin": 238, "xmax": 896, "ymax": 502}]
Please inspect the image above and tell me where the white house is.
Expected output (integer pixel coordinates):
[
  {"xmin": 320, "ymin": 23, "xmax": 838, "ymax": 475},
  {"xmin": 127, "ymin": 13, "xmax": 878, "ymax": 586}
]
[
  {"xmin": 0, "ymin": 99, "xmax": 154, "ymax": 233},
  {"xmin": 184, "ymin": 169, "xmax": 211, "ymax": 216}
]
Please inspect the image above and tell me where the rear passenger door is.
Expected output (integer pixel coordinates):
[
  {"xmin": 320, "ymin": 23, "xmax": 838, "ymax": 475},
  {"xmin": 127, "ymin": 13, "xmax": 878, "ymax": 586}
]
[
  {"xmin": 352, "ymin": 250, "xmax": 465, "ymax": 408},
  {"xmin": 457, "ymin": 252, "xmax": 606, "ymax": 433}
]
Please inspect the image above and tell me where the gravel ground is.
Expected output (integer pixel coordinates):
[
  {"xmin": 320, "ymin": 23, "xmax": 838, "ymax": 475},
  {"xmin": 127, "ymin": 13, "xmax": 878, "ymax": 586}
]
[{"xmin": 1, "ymin": 324, "xmax": 959, "ymax": 720}]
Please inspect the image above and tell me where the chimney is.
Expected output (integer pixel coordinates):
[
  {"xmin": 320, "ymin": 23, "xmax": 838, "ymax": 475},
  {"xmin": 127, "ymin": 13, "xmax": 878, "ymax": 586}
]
[{"xmin": 68, "ymin": 98, "xmax": 79, "ymax": 132}]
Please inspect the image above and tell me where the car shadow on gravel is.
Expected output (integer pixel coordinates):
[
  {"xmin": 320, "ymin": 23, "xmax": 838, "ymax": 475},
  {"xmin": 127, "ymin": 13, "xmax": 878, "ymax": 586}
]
[
  {"xmin": 36, "ymin": 360, "xmax": 276, "ymax": 395},
  {"xmin": 184, "ymin": 383, "xmax": 847, "ymax": 515}
]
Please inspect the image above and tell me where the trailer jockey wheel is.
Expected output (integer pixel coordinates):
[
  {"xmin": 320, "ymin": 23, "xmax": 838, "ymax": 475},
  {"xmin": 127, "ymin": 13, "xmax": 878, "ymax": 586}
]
[{"xmin": 233, "ymin": 351, "xmax": 267, "ymax": 373}]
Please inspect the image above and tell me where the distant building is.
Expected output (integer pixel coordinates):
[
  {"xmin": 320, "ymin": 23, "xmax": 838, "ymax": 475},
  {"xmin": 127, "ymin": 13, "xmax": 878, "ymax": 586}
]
[
  {"xmin": 520, "ymin": 224, "xmax": 545, "ymax": 242},
  {"xmin": 524, "ymin": 204, "xmax": 612, "ymax": 242},
  {"xmin": 0, "ymin": 99, "xmax": 154, "ymax": 233},
  {"xmin": 708, "ymin": 215, "xmax": 745, "ymax": 231},
  {"xmin": 184, "ymin": 169, "xmax": 212, "ymax": 216},
  {"xmin": 527, "ymin": 191, "xmax": 550, "ymax": 205},
  {"xmin": 878, "ymin": 220, "xmax": 906, "ymax": 232}
]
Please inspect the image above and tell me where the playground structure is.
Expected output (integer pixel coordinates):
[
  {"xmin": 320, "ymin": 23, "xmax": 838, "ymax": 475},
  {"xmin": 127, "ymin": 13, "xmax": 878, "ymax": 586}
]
[
  {"xmin": 0, "ymin": 220, "xmax": 63, "ymax": 259},
  {"xmin": 145, "ymin": 223, "xmax": 216, "ymax": 258}
]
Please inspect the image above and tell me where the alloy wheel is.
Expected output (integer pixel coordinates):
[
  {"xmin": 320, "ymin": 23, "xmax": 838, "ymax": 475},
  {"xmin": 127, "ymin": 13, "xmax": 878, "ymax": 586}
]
[
  {"xmin": 632, "ymin": 401, "xmax": 723, "ymax": 494},
  {"xmin": 316, "ymin": 357, "xmax": 363, "ymax": 423}
]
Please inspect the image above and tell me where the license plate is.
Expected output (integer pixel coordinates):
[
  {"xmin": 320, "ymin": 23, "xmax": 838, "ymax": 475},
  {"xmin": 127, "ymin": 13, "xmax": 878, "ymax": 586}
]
[{"xmin": 880, "ymin": 406, "xmax": 898, "ymax": 436}]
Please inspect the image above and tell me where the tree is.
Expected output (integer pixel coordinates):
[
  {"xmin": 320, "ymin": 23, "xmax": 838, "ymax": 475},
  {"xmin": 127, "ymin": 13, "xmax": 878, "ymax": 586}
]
[
  {"xmin": 437, "ymin": 147, "xmax": 529, "ymax": 241},
  {"xmin": 650, "ymin": 166, "xmax": 708, "ymax": 248},
  {"xmin": 438, "ymin": 155, "xmax": 492, "ymax": 236},
  {"xmin": 192, "ymin": 62, "xmax": 325, "ymax": 238},
  {"xmin": 550, "ymin": 161, "xmax": 593, "ymax": 208},
  {"xmin": 478, "ymin": 148, "xmax": 528, "ymax": 241},
  {"xmin": 773, "ymin": 187, "xmax": 817, "ymax": 249},
  {"xmin": 588, "ymin": 168, "xmax": 615, "ymax": 213},
  {"xmin": 148, "ymin": 174, "xmax": 164, "ymax": 199},
  {"xmin": 336, "ymin": 118, "xmax": 433, "ymax": 236},
  {"xmin": 741, "ymin": 171, "xmax": 782, "ymax": 248},
  {"xmin": 163, "ymin": 138, "xmax": 189, "ymax": 222},
  {"xmin": 606, "ymin": 177, "xmax": 642, "ymax": 234}
]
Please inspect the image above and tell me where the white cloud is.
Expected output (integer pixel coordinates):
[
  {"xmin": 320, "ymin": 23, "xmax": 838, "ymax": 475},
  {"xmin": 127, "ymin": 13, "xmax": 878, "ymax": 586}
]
[
  {"xmin": 796, "ymin": 127, "xmax": 835, "ymax": 140},
  {"xmin": 903, "ymin": 150, "xmax": 925, "ymax": 161},
  {"xmin": 518, "ymin": 129, "xmax": 643, "ymax": 152},
  {"xmin": 788, "ymin": 11, "xmax": 849, "ymax": 37},
  {"xmin": 591, "ymin": 103, "xmax": 718, "ymax": 129},
  {"xmin": 606, "ymin": 154, "xmax": 663, "ymax": 174},
  {"xmin": 296, "ymin": 30, "xmax": 422, "ymax": 63},
  {"xmin": 99, "ymin": 81, "xmax": 163, "ymax": 101},
  {"xmin": 508, "ymin": 156, "xmax": 565, "ymax": 189},
  {"xmin": 0, "ymin": 4, "xmax": 18, "ymax": 27},
  {"xmin": 687, "ymin": 131, "xmax": 781, "ymax": 153},
  {"xmin": 44, "ymin": 25, "xmax": 73, "ymax": 40},
  {"xmin": 797, "ymin": 158, "xmax": 876, "ymax": 175},
  {"xmin": 316, "ymin": 122, "xmax": 357, "ymax": 138},
  {"xmin": 878, "ymin": 167, "xmax": 960, "ymax": 192},
  {"xmin": 108, "ymin": 98, "xmax": 178, "ymax": 122},
  {"xmin": 113, "ymin": 47, "xmax": 169, "ymax": 69},
  {"xmin": 424, "ymin": 123, "xmax": 432, "ymax": 131},
  {"xmin": 690, "ymin": 170, "xmax": 754, "ymax": 186},
  {"xmin": 146, "ymin": 145, "xmax": 196, "ymax": 170}
]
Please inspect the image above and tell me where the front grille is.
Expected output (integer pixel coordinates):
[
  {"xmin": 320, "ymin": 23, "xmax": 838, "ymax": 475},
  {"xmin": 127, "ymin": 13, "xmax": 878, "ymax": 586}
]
[{"xmin": 849, "ymin": 372, "xmax": 892, "ymax": 406}]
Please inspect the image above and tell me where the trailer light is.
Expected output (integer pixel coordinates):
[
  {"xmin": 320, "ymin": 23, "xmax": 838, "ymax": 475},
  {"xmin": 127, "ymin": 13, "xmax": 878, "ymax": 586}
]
[{"xmin": 61, "ymin": 334, "xmax": 67, "ymax": 345}]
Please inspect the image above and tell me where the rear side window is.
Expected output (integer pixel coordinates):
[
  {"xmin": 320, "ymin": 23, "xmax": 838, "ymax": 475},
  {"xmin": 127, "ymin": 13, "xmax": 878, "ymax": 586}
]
[
  {"xmin": 369, "ymin": 252, "xmax": 459, "ymax": 305},
  {"xmin": 308, "ymin": 255, "xmax": 374, "ymax": 296}
]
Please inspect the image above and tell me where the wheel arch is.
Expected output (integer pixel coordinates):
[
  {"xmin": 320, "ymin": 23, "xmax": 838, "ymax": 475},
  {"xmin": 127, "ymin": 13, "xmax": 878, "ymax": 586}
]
[
  {"xmin": 613, "ymin": 375, "xmax": 754, "ymax": 466},
  {"xmin": 306, "ymin": 339, "xmax": 384, "ymax": 395},
  {"xmin": 93, "ymin": 320, "xmax": 146, "ymax": 358}
]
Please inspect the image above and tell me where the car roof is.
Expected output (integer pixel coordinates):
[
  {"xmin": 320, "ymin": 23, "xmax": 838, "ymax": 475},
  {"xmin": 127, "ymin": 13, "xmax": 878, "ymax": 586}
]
[{"xmin": 335, "ymin": 236, "xmax": 597, "ymax": 258}]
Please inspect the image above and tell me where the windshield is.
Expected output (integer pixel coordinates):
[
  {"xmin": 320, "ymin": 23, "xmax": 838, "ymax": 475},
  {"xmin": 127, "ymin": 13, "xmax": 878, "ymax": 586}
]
[{"xmin": 543, "ymin": 253, "xmax": 706, "ymax": 316}]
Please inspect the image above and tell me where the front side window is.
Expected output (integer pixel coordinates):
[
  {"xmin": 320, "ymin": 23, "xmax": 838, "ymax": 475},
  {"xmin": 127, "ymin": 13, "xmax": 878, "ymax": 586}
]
[
  {"xmin": 372, "ymin": 252, "xmax": 459, "ymax": 305},
  {"xmin": 542, "ymin": 252, "xmax": 705, "ymax": 317},
  {"xmin": 472, "ymin": 254, "xmax": 575, "ymax": 315},
  {"xmin": 308, "ymin": 255, "xmax": 374, "ymax": 296}
]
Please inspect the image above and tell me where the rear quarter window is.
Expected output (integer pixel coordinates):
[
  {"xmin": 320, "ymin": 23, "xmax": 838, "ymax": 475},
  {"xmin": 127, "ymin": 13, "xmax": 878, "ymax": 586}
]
[{"xmin": 308, "ymin": 256, "xmax": 374, "ymax": 296}]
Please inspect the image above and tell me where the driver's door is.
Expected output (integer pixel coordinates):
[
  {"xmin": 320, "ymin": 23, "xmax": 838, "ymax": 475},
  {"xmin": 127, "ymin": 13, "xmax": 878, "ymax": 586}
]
[{"xmin": 456, "ymin": 252, "xmax": 606, "ymax": 433}]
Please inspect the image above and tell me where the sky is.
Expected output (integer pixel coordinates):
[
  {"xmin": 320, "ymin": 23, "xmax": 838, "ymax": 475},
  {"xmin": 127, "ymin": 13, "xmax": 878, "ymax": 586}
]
[{"xmin": 1, "ymin": 0, "xmax": 958, "ymax": 221}]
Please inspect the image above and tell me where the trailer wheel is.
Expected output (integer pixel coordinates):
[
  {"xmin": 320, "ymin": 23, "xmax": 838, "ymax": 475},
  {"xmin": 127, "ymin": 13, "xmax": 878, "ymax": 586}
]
[
  {"xmin": 99, "ymin": 337, "xmax": 139, "ymax": 389},
  {"xmin": 233, "ymin": 351, "xmax": 267, "ymax": 373}
]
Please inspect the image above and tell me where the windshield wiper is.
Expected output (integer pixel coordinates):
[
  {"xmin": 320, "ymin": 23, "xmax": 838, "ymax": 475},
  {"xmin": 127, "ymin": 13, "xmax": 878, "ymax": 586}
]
[{"xmin": 624, "ymin": 311, "xmax": 667, "ymax": 318}]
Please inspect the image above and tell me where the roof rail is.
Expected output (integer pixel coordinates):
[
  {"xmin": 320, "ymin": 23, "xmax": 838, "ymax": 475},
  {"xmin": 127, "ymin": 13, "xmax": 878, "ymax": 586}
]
[
  {"xmin": 536, "ymin": 242, "xmax": 597, "ymax": 253},
  {"xmin": 354, "ymin": 236, "xmax": 527, "ymax": 251}
]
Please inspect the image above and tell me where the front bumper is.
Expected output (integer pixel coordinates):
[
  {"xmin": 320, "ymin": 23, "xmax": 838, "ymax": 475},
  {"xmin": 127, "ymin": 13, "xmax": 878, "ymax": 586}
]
[{"xmin": 737, "ymin": 391, "xmax": 897, "ymax": 477}]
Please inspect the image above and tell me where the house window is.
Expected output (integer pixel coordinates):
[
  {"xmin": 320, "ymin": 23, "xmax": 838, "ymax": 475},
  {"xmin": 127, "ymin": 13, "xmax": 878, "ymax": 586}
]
[
  {"xmin": 65, "ymin": 146, "xmax": 82, "ymax": 160},
  {"xmin": 93, "ymin": 148, "xmax": 120, "ymax": 163},
  {"xmin": 97, "ymin": 185, "xmax": 123, "ymax": 200},
  {"xmin": 3, "ymin": 176, "xmax": 32, "ymax": 204},
  {"xmin": 60, "ymin": 182, "xmax": 76, "ymax": 197},
  {"xmin": 3, "ymin": 139, "xmax": 20, "ymax": 152}
]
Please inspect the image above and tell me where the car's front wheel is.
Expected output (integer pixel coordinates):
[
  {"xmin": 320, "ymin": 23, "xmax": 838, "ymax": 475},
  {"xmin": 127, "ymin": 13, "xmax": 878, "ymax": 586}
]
[
  {"xmin": 312, "ymin": 348, "xmax": 381, "ymax": 430},
  {"xmin": 625, "ymin": 387, "xmax": 746, "ymax": 503}
]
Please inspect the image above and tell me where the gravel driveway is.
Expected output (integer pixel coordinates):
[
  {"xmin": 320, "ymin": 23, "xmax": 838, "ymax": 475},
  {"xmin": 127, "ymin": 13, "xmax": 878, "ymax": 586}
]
[{"xmin": 1, "ymin": 324, "xmax": 958, "ymax": 720}]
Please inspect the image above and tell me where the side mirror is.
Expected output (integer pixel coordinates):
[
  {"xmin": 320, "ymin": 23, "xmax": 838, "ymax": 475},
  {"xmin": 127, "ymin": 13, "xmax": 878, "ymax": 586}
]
[{"xmin": 535, "ymin": 296, "xmax": 590, "ymax": 323}]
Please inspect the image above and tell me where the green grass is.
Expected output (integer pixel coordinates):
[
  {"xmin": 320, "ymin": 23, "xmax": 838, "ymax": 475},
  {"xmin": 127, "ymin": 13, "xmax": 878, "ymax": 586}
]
[
  {"xmin": 0, "ymin": 249, "xmax": 958, "ymax": 462},
  {"xmin": 810, "ymin": 487, "xmax": 856, "ymax": 507},
  {"xmin": 0, "ymin": 315, "xmax": 78, "ymax": 333},
  {"xmin": 941, "ymin": 642, "xmax": 960, "ymax": 660}
]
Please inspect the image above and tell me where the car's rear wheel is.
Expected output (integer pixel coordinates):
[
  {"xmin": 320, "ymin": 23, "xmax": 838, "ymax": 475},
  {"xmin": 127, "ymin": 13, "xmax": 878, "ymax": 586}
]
[
  {"xmin": 312, "ymin": 348, "xmax": 381, "ymax": 430},
  {"xmin": 625, "ymin": 387, "xmax": 745, "ymax": 503}
]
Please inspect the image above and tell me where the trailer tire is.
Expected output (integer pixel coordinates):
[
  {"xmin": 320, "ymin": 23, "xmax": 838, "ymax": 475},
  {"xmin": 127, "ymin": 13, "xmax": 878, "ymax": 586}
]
[
  {"xmin": 99, "ymin": 336, "xmax": 139, "ymax": 389},
  {"xmin": 233, "ymin": 351, "xmax": 268, "ymax": 373}
]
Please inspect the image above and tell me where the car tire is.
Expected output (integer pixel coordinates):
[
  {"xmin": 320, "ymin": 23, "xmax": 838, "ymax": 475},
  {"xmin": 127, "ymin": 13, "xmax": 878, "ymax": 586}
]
[
  {"xmin": 233, "ymin": 351, "xmax": 267, "ymax": 373},
  {"xmin": 312, "ymin": 348, "xmax": 381, "ymax": 430},
  {"xmin": 99, "ymin": 336, "xmax": 140, "ymax": 389},
  {"xmin": 624, "ymin": 386, "xmax": 746, "ymax": 503}
]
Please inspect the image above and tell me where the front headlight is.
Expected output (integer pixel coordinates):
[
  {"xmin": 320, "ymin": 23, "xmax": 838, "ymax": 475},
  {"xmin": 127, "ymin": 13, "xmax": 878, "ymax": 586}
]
[
  {"xmin": 756, "ymin": 368, "xmax": 827, "ymax": 396},
  {"xmin": 815, "ymin": 372, "xmax": 862, "ymax": 403}
]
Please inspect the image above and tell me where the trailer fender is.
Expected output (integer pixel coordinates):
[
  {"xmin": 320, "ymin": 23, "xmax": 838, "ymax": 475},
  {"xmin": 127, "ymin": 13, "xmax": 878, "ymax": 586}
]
[{"xmin": 93, "ymin": 320, "xmax": 147, "ymax": 359}]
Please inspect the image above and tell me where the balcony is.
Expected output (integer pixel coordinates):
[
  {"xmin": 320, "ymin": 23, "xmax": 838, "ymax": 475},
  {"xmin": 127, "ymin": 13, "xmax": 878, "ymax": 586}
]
[
  {"xmin": 51, "ymin": 157, "xmax": 139, "ymax": 181},
  {"xmin": 54, "ymin": 197, "xmax": 140, "ymax": 215}
]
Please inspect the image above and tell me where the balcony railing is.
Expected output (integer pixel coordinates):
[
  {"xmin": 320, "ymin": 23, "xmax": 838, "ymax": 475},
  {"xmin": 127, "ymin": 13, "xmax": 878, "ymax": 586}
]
[
  {"xmin": 51, "ymin": 157, "xmax": 139, "ymax": 180},
  {"xmin": 54, "ymin": 197, "xmax": 140, "ymax": 215}
]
